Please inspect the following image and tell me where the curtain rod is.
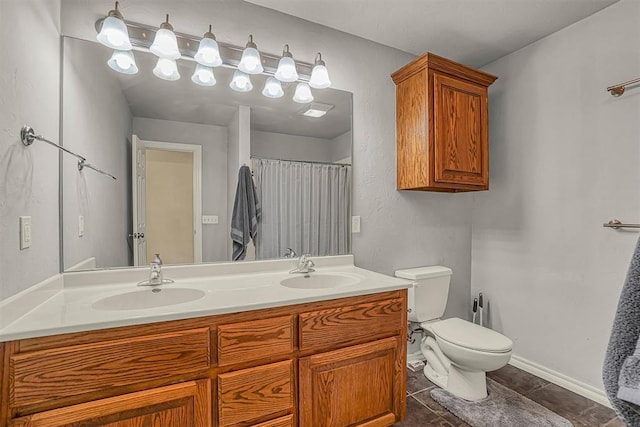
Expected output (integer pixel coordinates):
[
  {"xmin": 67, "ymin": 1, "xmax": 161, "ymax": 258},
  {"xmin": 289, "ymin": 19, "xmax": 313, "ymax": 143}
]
[{"xmin": 250, "ymin": 156, "xmax": 351, "ymax": 167}]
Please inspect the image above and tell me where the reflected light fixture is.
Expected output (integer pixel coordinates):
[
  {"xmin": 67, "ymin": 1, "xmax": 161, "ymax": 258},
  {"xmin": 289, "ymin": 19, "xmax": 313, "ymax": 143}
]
[
  {"xmin": 191, "ymin": 64, "xmax": 216, "ymax": 86},
  {"xmin": 238, "ymin": 35, "xmax": 264, "ymax": 74},
  {"xmin": 309, "ymin": 53, "xmax": 331, "ymax": 89},
  {"xmin": 274, "ymin": 44, "xmax": 298, "ymax": 83},
  {"xmin": 194, "ymin": 25, "xmax": 222, "ymax": 67},
  {"xmin": 262, "ymin": 76, "xmax": 284, "ymax": 98},
  {"xmin": 150, "ymin": 14, "xmax": 181, "ymax": 59},
  {"xmin": 153, "ymin": 58, "xmax": 180, "ymax": 81},
  {"xmin": 293, "ymin": 82, "xmax": 313, "ymax": 103},
  {"xmin": 229, "ymin": 70, "xmax": 253, "ymax": 92},
  {"xmin": 107, "ymin": 50, "xmax": 138, "ymax": 74},
  {"xmin": 96, "ymin": 1, "xmax": 132, "ymax": 50}
]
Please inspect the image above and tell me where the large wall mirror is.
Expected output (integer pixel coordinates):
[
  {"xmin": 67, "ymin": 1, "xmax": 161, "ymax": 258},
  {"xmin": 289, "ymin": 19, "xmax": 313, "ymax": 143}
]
[{"xmin": 61, "ymin": 36, "xmax": 352, "ymax": 272}]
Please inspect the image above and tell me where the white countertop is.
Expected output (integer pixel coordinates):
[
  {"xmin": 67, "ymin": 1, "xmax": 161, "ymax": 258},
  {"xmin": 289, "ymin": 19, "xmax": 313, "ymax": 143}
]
[{"xmin": 0, "ymin": 255, "xmax": 411, "ymax": 342}]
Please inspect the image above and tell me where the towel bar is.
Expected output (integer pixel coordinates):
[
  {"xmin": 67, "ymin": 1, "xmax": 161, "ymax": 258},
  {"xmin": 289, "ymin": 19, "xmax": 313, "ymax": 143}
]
[{"xmin": 603, "ymin": 219, "xmax": 640, "ymax": 229}]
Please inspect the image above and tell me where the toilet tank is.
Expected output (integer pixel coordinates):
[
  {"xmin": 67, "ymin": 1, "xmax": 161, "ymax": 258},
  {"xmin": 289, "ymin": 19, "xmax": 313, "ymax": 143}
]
[{"xmin": 395, "ymin": 266, "xmax": 452, "ymax": 323}]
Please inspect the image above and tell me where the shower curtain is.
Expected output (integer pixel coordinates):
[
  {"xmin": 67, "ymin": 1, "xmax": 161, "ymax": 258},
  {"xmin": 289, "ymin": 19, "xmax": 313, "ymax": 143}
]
[{"xmin": 254, "ymin": 158, "xmax": 351, "ymax": 260}]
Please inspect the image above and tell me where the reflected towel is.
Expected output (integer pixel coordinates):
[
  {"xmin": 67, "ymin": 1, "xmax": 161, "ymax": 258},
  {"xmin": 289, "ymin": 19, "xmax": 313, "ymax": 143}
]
[{"xmin": 231, "ymin": 165, "xmax": 261, "ymax": 261}]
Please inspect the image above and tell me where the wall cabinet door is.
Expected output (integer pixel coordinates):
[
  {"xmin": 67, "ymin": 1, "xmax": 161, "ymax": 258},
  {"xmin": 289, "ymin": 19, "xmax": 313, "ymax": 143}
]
[
  {"xmin": 9, "ymin": 380, "xmax": 211, "ymax": 427},
  {"xmin": 299, "ymin": 337, "xmax": 403, "ymax": 427}
]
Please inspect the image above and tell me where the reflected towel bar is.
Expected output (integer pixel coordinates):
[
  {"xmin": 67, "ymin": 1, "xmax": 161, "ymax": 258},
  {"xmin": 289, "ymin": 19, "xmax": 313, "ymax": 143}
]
[
  {"xmin": 21, "ymin": 125, "xmax": 116, "ymax": 180},
  {"xmin": 603, "ymin": 219, "xmax": 640, "ymax": 229},
  {"xmin": 607, "ymin": 77, "xmax": 640, "ymax": 97}
]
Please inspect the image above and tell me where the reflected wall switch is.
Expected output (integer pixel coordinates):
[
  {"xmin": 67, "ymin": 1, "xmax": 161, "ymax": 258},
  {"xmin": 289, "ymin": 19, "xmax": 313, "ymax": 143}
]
[
  {"xmin": 78, "ymin": 215, "xmax": 85, "ymax": 237},
  {"xmin": 352, "ymin": 216, "xmax": 361, "ymax": 233},
  {"xmin": 202, "ymin": 215, "xmax": 218, "ymax": 225},
  {"xmin": 20, "ymin": 216, "xmax": 31, "ymax": 249}
]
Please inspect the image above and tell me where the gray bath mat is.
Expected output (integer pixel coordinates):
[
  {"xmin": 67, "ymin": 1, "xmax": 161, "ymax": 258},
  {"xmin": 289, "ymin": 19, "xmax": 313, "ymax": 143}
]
[{"xmin": 430, "ymin": 379, "xmax": 573, "ymax": 427}]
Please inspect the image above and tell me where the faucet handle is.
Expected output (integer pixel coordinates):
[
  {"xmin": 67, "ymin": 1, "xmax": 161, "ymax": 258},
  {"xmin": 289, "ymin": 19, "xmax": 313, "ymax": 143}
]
[
  {"xmin": 283, "ymin": 248, "xmax": 297, "ymax": 258},
  {"xmin": 152, "ymin": 254, "xmax": 162, "ymax": 266}
]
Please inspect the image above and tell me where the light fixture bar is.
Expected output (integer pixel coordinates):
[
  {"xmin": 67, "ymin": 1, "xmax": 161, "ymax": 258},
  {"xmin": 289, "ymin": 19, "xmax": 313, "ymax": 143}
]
[{"xmin": 95, "ymin": 18, "xmax": 315, "ymax": 80}]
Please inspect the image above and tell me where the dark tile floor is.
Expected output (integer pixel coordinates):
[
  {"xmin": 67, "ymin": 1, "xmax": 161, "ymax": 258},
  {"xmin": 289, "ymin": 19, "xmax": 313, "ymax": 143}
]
[{"xmin": 395, "ymin": 364, "xmax": 625, "ymax": 426}]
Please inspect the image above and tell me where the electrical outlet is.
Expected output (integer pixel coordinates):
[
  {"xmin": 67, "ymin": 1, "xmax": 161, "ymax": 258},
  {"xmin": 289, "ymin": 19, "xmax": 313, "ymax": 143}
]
[
  {"xmin": 19, "ymin": 216, "xmax": 31, "ymax": 249},
  {"xmin": 78, "ymin": 215, "xmax": 85, "ymax": 237},
  {"xmin": 202, "ymin": 215, "xmax": 218, "ymax": 225},
  {"xmin": 352, "ymin": 215, "xmax": 361, "ymax": 233}
]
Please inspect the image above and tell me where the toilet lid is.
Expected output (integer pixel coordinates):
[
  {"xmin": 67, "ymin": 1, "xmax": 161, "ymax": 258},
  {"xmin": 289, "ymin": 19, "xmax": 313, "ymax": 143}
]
[{"xmin": 430, "ymin": 318, "xmax": 513, "ymax": 353}]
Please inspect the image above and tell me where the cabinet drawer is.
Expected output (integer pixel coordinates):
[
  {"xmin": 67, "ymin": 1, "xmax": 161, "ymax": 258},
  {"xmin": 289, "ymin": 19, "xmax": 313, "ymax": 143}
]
[
  {"xmin": 252, "ymin": 414, "xmax": 294, "ymax": 427},
  {"xmin": 218, "ymin": 315, "xmax": 293, "ymax": 366},
  {"xmin": 299, "ymin": 298, "xmax": 404, "ymax": 351},
  {"xmin": 10, "ymin": 328, "xmax": 210, "ymax": 408},
  {"xmin": 218, "ymin": 360, "xmax": 294, "ymax": 427}
]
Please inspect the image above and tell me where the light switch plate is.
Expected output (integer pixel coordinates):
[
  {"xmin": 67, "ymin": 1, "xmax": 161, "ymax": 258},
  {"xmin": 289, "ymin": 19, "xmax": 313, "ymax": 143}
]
[
  {"xmin": 78, "ymin": 215, "xmax": 85, "ymax": 237},
  {"xmin": 19, "ymin": 216, "xmax": 31, "ymax": 249},
  {"xmin": 352, "ymin": 215, "xmax": 361, "ymax": 233},
  {"xmin": 202, "ymin": 215, "xmax": 219, "ymax": 225}
]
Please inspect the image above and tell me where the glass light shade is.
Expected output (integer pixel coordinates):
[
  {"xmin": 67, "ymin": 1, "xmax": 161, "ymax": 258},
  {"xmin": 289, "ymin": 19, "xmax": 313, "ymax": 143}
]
[
  {"xmin": 107, "ymin": 50, "xmax": 138, "ymax": 74},
  {"xmin": 191, "ymin": 64, "xmax": 216, "ymax": 86},
  {"xmin": 293, "ymin": 82, "xmax": 313, "ymax": 103},
  {"xmin": 153, "ymin": 58, "xmax": 180, "ymax": 81},
  {"xmin": 229, "ymin": 70, "xmax": 253, "ymax": 92},
  {"xmin": 97, "ymin": 16, "xmax": 132, "ymax": 50},
  {"xmin": 309, "ymin": 64, "xmax": 331, "ymax": 89},
  {"xmin": 262, "ymin": 77, "xmax": 284, "ymax": 98},
  {"xmin": 274, "ymin": 56, "xmax": 298, "ymax": 82},
  {"xmin": 150, "ymin": 28, "xmax": 181, "ymax": 59},
  {"xmin": 238, "ymin": 47, "xmax": 263, "ymax": 74},
  {"xmin": 194, "ymin": 37, "xmax": 222, "ymax": 67}
]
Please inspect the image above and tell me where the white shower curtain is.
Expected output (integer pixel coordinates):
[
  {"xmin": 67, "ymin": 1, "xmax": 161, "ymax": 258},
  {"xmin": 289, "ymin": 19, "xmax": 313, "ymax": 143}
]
[{"xmin": 254, "ymin": 158, "xmax": 351, "ymax": 260}]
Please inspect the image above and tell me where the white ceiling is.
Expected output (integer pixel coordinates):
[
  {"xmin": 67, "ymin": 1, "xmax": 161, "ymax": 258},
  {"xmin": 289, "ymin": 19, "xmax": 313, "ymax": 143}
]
[{"xmin": 246, "ymin": 0, "xmax": 619, "ymax": 67}]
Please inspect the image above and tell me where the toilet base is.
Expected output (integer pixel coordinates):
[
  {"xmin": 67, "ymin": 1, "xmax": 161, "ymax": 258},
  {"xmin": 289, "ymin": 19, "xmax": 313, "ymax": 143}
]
[{"xmin": 447, "ymin": 365, "xmax": 488, "ymax": 401}]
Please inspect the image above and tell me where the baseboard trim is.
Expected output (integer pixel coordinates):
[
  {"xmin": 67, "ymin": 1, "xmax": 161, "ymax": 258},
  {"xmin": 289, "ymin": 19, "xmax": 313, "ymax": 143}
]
[{"xmin": 509, "ymin": 355, "xmax": 612, "ymax": 408}]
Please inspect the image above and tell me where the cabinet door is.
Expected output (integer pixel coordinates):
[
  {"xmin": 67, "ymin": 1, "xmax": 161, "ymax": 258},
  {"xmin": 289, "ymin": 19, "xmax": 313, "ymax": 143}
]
[
  {"xmin": 299, "ymin": 337, "xmax": 403, "ymax": 427},
  {"xmin": 9, "ymin": 380, "xmax": 211, "ymax": 427},
  {"xmin": 433, "ymin": 72, "xmax": 489, "ymax": 189}
]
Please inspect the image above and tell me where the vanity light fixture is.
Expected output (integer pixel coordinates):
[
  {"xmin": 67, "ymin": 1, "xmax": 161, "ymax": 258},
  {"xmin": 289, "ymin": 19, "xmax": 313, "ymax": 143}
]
[
  {"xmin": 309, "ymin": 53, "xmax": 331, "ymax": 89},
  {"xmin": 298, "ymin": 102, "xmax": 334, "ymax": 118},
  {"xmin": 238, "ymin": 35, "xmax": 264, "ymax": 75},
  {"xmin": 229, "ymin": 70, "xmax": 253, "ymax": 92},
  {"xmin": 274, "ymin": 45, "xmax": 299, "ymax": 83},
  {"xmin": 194, "ymin": 25, "xmax": 222, "ymax": 67},
  {"xmin": 107, "ymin": 50, "xmax": 138, "ymax": 75},
  {"xmin": 293, "ymin": 82, "xmax": 314, "ymax": 103},
  {"xmin": 153, "ymin": 57, "xmax": 180, "ymax": 81},
  {"xmin": 262, "ymin": 76, "xmax": 284, "ymax": 98},
  {"xmin": 150, "ymin": 14, "xmax": 181, "ymax": 60},
  {"xmin": 191, "ymin": 64, "xmax": 216, "ymax": 86},
  {"xmin": 96, "ymin": 1, "xmax": 132, "ymax": 51}
]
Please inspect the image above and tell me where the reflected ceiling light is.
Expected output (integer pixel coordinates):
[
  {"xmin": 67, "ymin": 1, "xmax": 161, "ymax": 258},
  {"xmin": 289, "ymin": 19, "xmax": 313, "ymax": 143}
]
[
  {"xmin": 107, "ymin": 50, "xmax": 138, "ymax": 74},
  {"xmin": 191, "ymin": 64, "xmax": 216, "ymax": 86},
  {"xmin": 150, "ymin": 14, "xmax": 181, "ymax": 60},
  {"xmin": 309, "ymin": 53, "xmax": 331, "ymax": 89},
  {"xmin": 194, "ymin": 25, "xmax": 222, "ymax": 67},
  {"xmin": 293, "ymin": 82, "xmax": 313, "ymax": 103},
  {"xmin": 153, "ymin": 58, "xmax": 180, "ymax": 81},
  {"xmin": 262, "ymin": 76, "xmax": 284, "ymax": 98},
  {"xmin": 96, "ymin": 1, "xmax": 132, "ymax": 50},
  {"xmin": 274, "ymin": 44, "xmax": 299, "ymax": 83},
  {"xmin": 297, "ymin": 102, "xmax": 334, "ymax": 118},
  {"xmin": 238, "ymin": 35, "xmax": 264, "ymax": 75},
  {"xmin": 229, "ymin": 70, "xmax": 253, "ymax": 92}
]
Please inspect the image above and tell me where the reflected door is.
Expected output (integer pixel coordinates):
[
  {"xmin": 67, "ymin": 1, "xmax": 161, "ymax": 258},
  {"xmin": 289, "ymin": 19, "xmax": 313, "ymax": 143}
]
[{"xmin": 132, "ymin": 135, "xmax": 147, "ymax": 266}]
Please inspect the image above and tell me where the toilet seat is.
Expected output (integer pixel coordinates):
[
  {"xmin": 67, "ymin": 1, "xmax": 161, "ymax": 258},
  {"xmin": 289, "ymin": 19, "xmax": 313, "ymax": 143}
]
[{"xmin": 426, "ymin": 318, "xmax": 512, "ymax": 353}]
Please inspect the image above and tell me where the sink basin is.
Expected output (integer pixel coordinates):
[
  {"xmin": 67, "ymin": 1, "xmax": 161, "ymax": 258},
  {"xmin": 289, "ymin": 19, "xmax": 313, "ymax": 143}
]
[
  {"xmin": 280, "ymin": 273, "xmax": 361, "ymax": 289},
  {"xmin": 92, "ymin": 288, "xmax": 206, "ymax": 311}
]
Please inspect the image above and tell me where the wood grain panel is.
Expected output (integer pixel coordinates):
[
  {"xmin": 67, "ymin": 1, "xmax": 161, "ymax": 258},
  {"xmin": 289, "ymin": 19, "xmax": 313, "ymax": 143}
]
[
  {"xmin": 218, "ymin": 360, "xmax": 293, "ymax": 426},
  {"xmin": 218, "ymin": 315, "xmax": 293, "ymax": 366},
  {"xmin": 251, "ymin": 414, "xmax": 294, "ymax": 427},
  {"xmin": 299, "ymin": 337, "xmax": 402, "ymax": 427},
  {"xmin": 299, "ymin": 298, "xmax": 403, "ymax": 352},
  {"xmin": 9, "ymin": 379, "xmax": 211, "ymax": 427},
  {"xmin": 391, "ymin": 52, "xmax": 497, "ymax": 87},
  {"xmin": 10, "ymin": 328, "xmax": 210, "ymax": 408}
]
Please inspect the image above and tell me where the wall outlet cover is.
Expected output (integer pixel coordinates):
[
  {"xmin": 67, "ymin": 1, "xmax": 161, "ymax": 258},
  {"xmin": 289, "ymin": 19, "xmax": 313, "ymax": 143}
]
[
  {"xmin": 78, "ymin": 215, "xmax": 85, "ymax": 237},
  {"xmin": 352, "ymin": 215, "xmax": 361, "ymax": 233},
  {"xmin": 202, "ymin": 215, "xmax": 218, "ymax": 225},
  {"xmin": 19, "ymin": 216, "xmax": 31, "ymax": 250}
]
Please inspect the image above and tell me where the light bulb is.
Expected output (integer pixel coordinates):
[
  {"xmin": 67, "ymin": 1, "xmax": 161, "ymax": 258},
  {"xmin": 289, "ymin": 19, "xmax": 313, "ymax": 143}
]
[
  {"xmin": 230, "ymin": 70, "xmax": 253, "ymax": 92},
  {"xmin": 293, "ymin": 82, "xmax": 313, "ymax": 103},
  {"xmin": 107, "ymin": 50, "xmax": 138, "ymax": 74},
  {"xmin": 309, "ymin": 53, "xmax": 331, "ymax": 89},
  {"xmin": 238, "ymin": 35, "xmax": 264, "ymax": 75},
  {"xmin": 191, "ymin": 64, "xmax": 216, "ymax": 86},
  {"xmin": 274, "ymin": 45, "xmax": 298, "ymax": 83},
  {"xmin": 262, "ymin": 77, "xmax": 284, "ymax": 98},
  {"xmin": 150, "ymin": 15, "xmax": 181, "ymax": 60},
  {"xmin": 194, "ymin": 26, "xmax": 222, "ymax": 67},
  {"xmin": 153, "ymin": 58, "xmax": 180, "ymax": 81},
  {"xmin": 96, "ymin": 2, "xmax": 132, "ymax": 50}
]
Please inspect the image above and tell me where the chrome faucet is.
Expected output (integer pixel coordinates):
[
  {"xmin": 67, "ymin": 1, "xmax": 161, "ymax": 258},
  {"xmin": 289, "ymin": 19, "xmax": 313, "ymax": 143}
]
[
  {"xmin": 138, "ymin": 254, "xmax": 174, "ymax": 286},
  {"xmin": 290, "ymin": 254, "xmax": 315, "ymax": 274},
  {"xmin": 283, "ymin": 248, "xmax": 297, "ymax": 258}
]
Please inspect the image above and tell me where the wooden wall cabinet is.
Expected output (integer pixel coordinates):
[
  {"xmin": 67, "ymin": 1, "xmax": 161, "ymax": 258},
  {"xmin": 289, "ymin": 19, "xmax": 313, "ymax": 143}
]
[
  {"xmin": 0, "ymin": 290, "xmax": 407, "ymax": 427},
  {"xmin": 391, "ymin": 52, "xmax": 498, "ymax": 192}
]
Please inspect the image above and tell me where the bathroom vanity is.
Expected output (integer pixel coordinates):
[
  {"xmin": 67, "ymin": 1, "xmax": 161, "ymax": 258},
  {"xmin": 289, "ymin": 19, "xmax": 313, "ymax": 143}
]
[{"xmin": 0, "ymin": 256, "xmax": 410, "ymax": 427}]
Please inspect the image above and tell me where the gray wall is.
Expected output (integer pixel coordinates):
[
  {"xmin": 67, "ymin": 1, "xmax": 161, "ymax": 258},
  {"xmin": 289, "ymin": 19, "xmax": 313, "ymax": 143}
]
[
  {"xmin": 0, "ymin": 0, "xmax": 61, "ymax": 300},
  {"xmin": 331, "ymin": 131, "xmax": 352, "ymax": 162},
  {"xmin": 473, "ymin": 0, "xmax": 640, "ymax": 389},
  {"xmin": 251, "ymin": 130, "xmax": 335, "ymax": 163},
  {"xmin": 62, "ymin": 37, "xmax": 132, "ymax": 270},
  {"xmin": 133, "ymin": 117, "xmax": 229, "ymax": 263}
]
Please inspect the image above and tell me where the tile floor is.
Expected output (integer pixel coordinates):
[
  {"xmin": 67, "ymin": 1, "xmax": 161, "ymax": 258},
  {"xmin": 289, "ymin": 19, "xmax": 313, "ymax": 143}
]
[{"xmin": 395, "ymin": 364, "xmax": 625, "ymax": 426}]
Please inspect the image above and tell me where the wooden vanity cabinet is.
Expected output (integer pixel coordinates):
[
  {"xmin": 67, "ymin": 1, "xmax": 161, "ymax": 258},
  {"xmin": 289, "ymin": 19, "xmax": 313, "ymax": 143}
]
[
  {"xmin": 391, "ymin": 52, "xmax": 497, "ymax": 192},
  {"xmin": 0, "ymin": 290, "xmax": 407, "ymax": 427}
]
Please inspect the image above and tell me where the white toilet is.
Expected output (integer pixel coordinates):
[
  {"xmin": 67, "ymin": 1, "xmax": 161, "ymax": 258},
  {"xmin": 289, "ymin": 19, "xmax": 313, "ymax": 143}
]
[{"xmin": 395, "ymin": 266, "xmax": 513, "ymax": 401}]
